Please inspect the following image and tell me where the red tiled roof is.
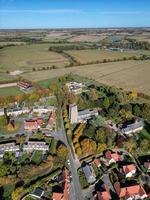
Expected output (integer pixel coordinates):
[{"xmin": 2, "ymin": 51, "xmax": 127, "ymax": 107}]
[
  {"xmin": 36, "ymin": 118, "xmax": 44, "ymax": 125},
  {"xmin": 24, "ymin": 120, "xmax": 38, "ymax": 130},
  {"xmin": 97, "ymin": 190, "xmax": 111, "ymax": 200},
  {"xmin": 24, "ymin": 118, "xmax": 43, "ymax": 130},
  {"xmin": 48, "ymin": 111, "xmax": 56, "ymax": 126},
  {"xmin": 93, "ymin": 158, "xmax": 101, "ymax": 167},
  {"xmin": 18, "ymin": 82, "xmax": 32, "ymax": 89},
  {"xmin": 52, "ymin": 168, "xmax": 70, "ymax": 200},
  {"xmin": 111, "ymin": 153, "xmax": 121, "ymax": 161},
  {"xmin": 123, "ymin": 164, "xmax": 136, "ymax": 174},
  {"xmin": 105, "ymin": 151, "xmax": 122, "ymax": 162},
  {"xmin": 63, "ymin": 168, "xmax": 70, "ymax": 200},
  {"xmin": 119, "ymin": 185, "xmax": 147, "ymax": 198},
  {"xmin": 52, "ymin": 192, "xmax": 63, "ymax": 200}
]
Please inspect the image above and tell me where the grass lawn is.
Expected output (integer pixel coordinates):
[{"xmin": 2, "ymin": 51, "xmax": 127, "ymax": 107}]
[
  {"xmin": 45, "ymin": 97, "xmax": 57, "ymax": 106},
  {"xmin": 77, "ymin": 169, "xmax": 89, "ymax": 189},
  {"xmin": 38, "ymin": 78, "xmax": 58, "ymax": 89},
  {"xmin": 0, "ymin": 86, "xmax": 23, "ymax": 96},
  {"xmin": 0, "ymin": 121, "xmax": 23, "ymax": 135},
  {"xmin": 49, "ymin": 140, "xmax": 58, "ymax": 155},
  {"xmin": 31, "ymin": 150, "xmax": 43, "ymax": 165}
]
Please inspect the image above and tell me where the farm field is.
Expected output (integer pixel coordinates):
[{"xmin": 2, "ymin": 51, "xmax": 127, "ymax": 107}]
[
  {"xmin": 0, "ymin": 86, "xmax": 23, "ymax": 96},
  {"xmin": 44, "ymin": 32, "xmax": 72, "ymax": 41},
  {"xmin": 0, "ymin": 43, "xmax": 69, "ymax": 73},
  {"xmin": 22, "ymin": 60, "xmax": 150, "ymax": 95},
  {"xmin": 67, "ymin": 34, "xmax": 106, "ymax": 42},
  {"xmin": 65, "ymin": 49, "xmax": 144, "ymax": 64},
  {"xmin": 0, "ymin": 72, "xmax": 17, "ymax": 82},
  {"xmin": 0, "ymin": 42, "xmax": 26, "ymax": 46}
]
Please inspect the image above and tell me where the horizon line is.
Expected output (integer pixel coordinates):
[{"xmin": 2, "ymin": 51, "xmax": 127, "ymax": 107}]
[{"xmin": 0, "ymin": 26, "xmax": 150, "ymax": 30}]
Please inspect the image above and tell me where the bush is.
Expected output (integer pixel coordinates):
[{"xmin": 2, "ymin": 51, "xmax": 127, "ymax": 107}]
[{"xmin": 31, "ymin": 151, "xmax": 43, "ymax": 165}]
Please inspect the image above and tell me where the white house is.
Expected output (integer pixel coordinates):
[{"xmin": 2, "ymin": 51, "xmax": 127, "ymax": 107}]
[
  {"xmin": 32, "ymin": 106, "xmax": 56, "ymax": 115},
  {"xmin": 23, "ymin": 141, "xmax": 49, "ymax": 153},
  {"xmin": 0, "ymin": 142, "xmax": 20, "ymax": 158},
  {"xmin": 7, "ymin": 107, "xmax": 30, "ymax": 117},
  {"xmin": 121, "ymin": 119, "xmax": 144, "ymax": 135},
  {"xmin": 69, "ymin": 104, "xmax": 99, "ymax": 124},
  {"xmin": 65, "ymin": 81, "xmax": 86, "ymax": 94}
]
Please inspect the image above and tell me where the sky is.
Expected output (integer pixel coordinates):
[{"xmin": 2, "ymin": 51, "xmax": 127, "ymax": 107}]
[{"xmin": 0, "ymin": 0, "xmax": 150, "ymax": 29}]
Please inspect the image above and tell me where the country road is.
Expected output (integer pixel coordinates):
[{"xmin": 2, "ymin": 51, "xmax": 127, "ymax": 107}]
[
  {"xmin": 60, "ymin": 114, "xmax": 84, "ymax": 200},
  {"xmin": 0, "ymin": 82, "xmax": 17, "ymax": 88}
]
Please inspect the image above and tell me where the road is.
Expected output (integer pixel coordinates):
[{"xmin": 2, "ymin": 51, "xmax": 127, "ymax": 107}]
[
  {"xmin": 102, "ymin": 174, "xmax": 115, "ymax": 193},
  {"xmin": 0, "ymin": 82, "xmax": 17, "ymax": 88},
  {"xmin": 59, "ymin": 115, "xmax": 84, "ymax": 200}
]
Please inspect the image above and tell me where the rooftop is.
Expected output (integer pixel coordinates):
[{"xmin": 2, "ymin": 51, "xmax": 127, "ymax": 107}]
[
  {"xmin": 53, "ymin": 192, "xmax": 63, "ymax": 200},
  {"xmin": 123, "ymin": 164, "xmax": 136, "ymax": 174},
  {"xmin": 93, "ymin": 158, "xmax": 101, "ymax": 167},
  {"xmin": 105, "ymin": 151, "xmax": 122, "ymax": 162},
  {"xmin": 31, "ymin": 188, "xmax": 44, "ymax": 198},
  {"xmin": 78, "ymin": 108, "xmax": 98, "ymax": 116},
  {"xmin": 114, "ymin": 182, "xmax": 147, "ymax": 199},
  {"xmin": 97, "ymin": 190, "xmax": 111, "ymax": 200}
]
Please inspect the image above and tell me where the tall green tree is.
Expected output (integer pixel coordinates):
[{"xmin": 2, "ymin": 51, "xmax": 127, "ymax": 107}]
[{"xmin": 102, "ymin": 97, "xmax": 110, "ymax": 110}]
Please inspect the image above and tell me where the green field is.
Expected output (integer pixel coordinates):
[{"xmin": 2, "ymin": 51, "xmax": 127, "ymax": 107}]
[
  {"xmin": 65, "ymin": 49, "xmax": 144, "ymax": 64},
  {"xmin": 0, "ymin": 44, "xmax": 69, "ymax": 73},
  {"xmin": 0, "ymin": 72, "xmax": 17, "ymax": 82},
  {"xmin": 0, "ymin": 86, "xmax": 23, "ymax": 96}
]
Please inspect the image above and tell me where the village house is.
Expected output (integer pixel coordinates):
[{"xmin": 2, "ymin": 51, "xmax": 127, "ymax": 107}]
[
  {"xmin": 93, "ymin": 158, "xmax": 101, "ymax": 168},
  {"xmin": 97, "ymin": 184, "xmax": 112, "ymax": 200},
  {"xmin": 105, "ymin": 150, "xmax": 123, "ymax": 165},
  {"xmin": 122, "ymin": 164, "xmax": 137, "ymax": 178},
  {"xmin": 23, "ymin": 141, "xmax": 49, "ymax": 153},
  {"xmin": 46, "ymin": 111, "xmax": 56, "ymax": 131},
  {"xmin": 120, "ymin": 118, "xmax": 144, "ymax": 135},
  {"xmin": 0, "ymin": 142, "xmax": 20, "ymax": 158},
  {"xmin": 53, "ymin": 193, "xmax": 63, "ymax": 200},
  {"xmin": 52, "ymin": 168, "xmax": 71, "ymax": 200},
  {"xmin": 7, "ymin": 107, "xmax": 30, "ymax": 117},
  {"xmin": 65, "ymin": 81, "xmax": 86, "ymax": 94},
  {"xmin": 114, "ymin": 182, "xmax": 148, "ymax": 200},
  {"xmin": 32, "ymin": 106, "xmax": 56, "ymax": 115},
  {"xmin": 24, "ymin": 118, "xmax": 44, "ymax": 131},
  {"xmin": 69, "ymin": 104, "xmax": 99, "ymax": 124},
  {"xmin": 78, "ymin": 108, "xmax": 99, "ymax": 122},
  {"xmin": 17, "ymin": 81, "xmax": 32, "ymax": 91},
  {"xmin": 82, "ymin": 164, "xmax": 96, "ymax": 184}
]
